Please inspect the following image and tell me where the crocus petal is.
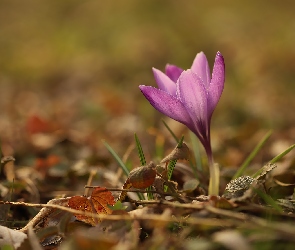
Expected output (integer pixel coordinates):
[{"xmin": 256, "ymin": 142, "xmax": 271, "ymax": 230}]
[
  {"xmin": 176, "ymin": 70, "xmax": 208, "ymax": 137},
  {"xmin": 191, "ymin": 52, "xmax": 211, "ymax": 86},
  {"xmin": 207, "ymin": 51, "xmax": 225, "ymax": 118},
  {"xmin": 165, "ymin": 64, "xmax": 183, "ymax": 83},
  {"xmin": 139, "ymin": 85, "xmax": 194, "ymax": 127},
  {"xmin": 152, "ymin": 68, "xmax": 176, "ymax": 96}
]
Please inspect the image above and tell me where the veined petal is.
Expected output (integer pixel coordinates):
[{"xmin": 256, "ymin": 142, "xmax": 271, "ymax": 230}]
[
  {"xmin": 152, "ymin": 68, "xmax": 176, "ymax": 96},
  {"xmin": 176, "ymin": 70, "xmax": 209, "ymax": 137},
  {"xmin": 191, "ymin": 52, "xmax": 211, "ymax": 86},
  {"xmin": 207, "ymin": 51, "xmax": 225, "ymax": 117},
  {"xmin": 139, "ymin": 85, "xmax": 193, "ymax": 127},
  {"xmin": 177, "ymin": 70, "xmax": 208, "ymax": 120},
  {"xmin": 165, "ymin": 64, "xmax": 183, "ymax": 83}
]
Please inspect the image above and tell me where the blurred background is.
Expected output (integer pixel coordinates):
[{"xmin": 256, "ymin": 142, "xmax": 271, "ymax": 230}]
[{"xmin": 0, "ymin": 0, "xmax": 295, "ymax": 167}]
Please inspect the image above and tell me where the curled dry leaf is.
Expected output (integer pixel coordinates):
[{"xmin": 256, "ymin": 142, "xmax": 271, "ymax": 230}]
[
  {"xmin": 254, "ymin": 163, "xmax": 277, "ymax": 180},
  {"xmin": 68, "ymin": 187, "xmax": 116, "ymax": 226},
  {"xmin": 153, "ymin": 177, "xmax": 165, "ymax": 195},
  {"xmin": 118, "ymin": 162, "xmax": 157, "ymax": 202},
  {"xmin": 160, "ymin": 142, "xmax": 190, "ymax": 164},
  {"xmin": 118, "ymin": 179, "xmax": 133, "ymax": 202},
  {"xmin": 129, "ymin": 162, "xmax": 157, "ymax": 189},
  {"xmin": 209, "ymin": 196, "xmax": 236, "ymax": 209}
]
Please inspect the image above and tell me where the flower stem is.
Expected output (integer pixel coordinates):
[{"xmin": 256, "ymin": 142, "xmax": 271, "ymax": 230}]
[{"xmin": 206, "ymin": 146, "xmax": 219, "ymax": 196}]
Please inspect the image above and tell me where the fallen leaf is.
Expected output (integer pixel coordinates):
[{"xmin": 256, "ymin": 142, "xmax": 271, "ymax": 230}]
[
  {"xmin": 128, "ymin": 162, "xmax": 156, "ymax": 189},
  {"xmin": 160, "ymin": 142, "xmax": 190, "ymax": 163},
  {"xmin": 68, "ymin": 187, "xmax": 116, "ymax": 226},
  {"xmin": 209, "ymin": 196, "xmax": 236, "ymax": 209},
  {"xmin": 26, "ymin": 115, "xmax": 52, "ymax": 134},
  {"xmin": 252, "ymin": 163, "xmax": 277, "ymax": 180},
  {"xmin": 118, "ymin": 179, "xmax": 133, "ymax": 202}
]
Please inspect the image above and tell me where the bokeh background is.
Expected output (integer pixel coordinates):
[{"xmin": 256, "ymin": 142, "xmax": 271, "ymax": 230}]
[{"xmin": 0, "ymin": 0, "xmax": 295, "ymax": 167}]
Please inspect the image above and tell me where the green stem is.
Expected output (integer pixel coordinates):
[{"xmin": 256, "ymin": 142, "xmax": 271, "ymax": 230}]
[{"xmin": 206, "ymin": 147, "xmax": 219, "ymax": 196}]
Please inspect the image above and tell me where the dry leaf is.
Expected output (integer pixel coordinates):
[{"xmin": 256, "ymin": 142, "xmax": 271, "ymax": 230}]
[
  {"xmin": 68, "ymin": 187, "xmax": 116, "ymax": 226},
  {"xmin": 255, "ymin": 163, "xmax": 277, "ymax": 180},
  {"xmin": 160, "ymin": 142, "xmax": 190, "ymax": 163},
  {"xmin": 128, "ymin": 162, "xmax": 156, "ymax": 189},
  {"xmin": 209, "ymin": 196, "xmax": 236, "ymax": 209},
  {"xmin": 118, "ymin": 162, "xmax": 156, "ymax": 202},
  {"xmin": 26, "ymin": 115, "xmax": 57, "ymax": 134}
]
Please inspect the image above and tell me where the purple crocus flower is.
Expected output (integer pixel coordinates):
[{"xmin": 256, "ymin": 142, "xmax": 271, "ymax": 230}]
[{"xmin": 139, "ymin": 51, "xmax": 225, "ymax": 195}]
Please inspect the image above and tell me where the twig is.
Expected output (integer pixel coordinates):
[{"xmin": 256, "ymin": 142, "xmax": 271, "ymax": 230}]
[
  {"xmin": 84, "ymin": 170, "xmax": 97, "ymax": 196},
  {"xmin": 17, "ymin": 198, "xmax": 70, "ymax": 233},
  {"xmin": 0, "ymin": 199, "xmax": 226, "ymax": 232},
  {"xmin": 4, "ymin": 199, "xmax": 295, "ymax": 238},
  {"xmin": 205, "ymin": 205, "xmax": 295, "ymax": 239},
  {"xmin": 84, "ymin": 186, "xmax": 177, "ymax": 197}
]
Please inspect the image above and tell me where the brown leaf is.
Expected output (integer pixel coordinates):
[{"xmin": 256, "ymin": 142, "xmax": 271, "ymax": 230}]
[
  {"xmin": 118, "ymin": 179, "xmax": 133, "ymax": 202},
  {"xmin": 26, "ymin": 115, "xmax": 53, "ymax": 134},
  {"xmin": 160, "ymin": 142, "xmax": 190, "ymax": 163},
  {"xmin": 254, "ymin": 163, "xmax": 277, "ymax": 180},
  {"xmin": 209, "ymin": 196, "xmax": 236, "ymax": 209},
  {"xmin": 128, "ymin": 162, "xmax": 156, "ymax": 189},
  {"xmin": 68, "ymin": 187, "xmax": 116, "ymax": 226}
]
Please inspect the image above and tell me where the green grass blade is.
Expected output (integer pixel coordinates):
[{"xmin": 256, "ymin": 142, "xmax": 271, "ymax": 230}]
[
  {"xmin": 269, "ymin": 144, "xmax": 295, "ymax": 164},
  {"xmin": 177, "ymin": 135, "xmax": 184, "ymax": 147},
  {"xmin": 102, "ymin": 140, "xmax": 130, "ymax": 176},
  {"xmin": 164, "ymin": 159, "xmax": 177, "ymax": 192},
  {"xmin": 189, "ymin": 131, "xmax": 203, "ymax": 172},
  {"xmin": 134, "ymin": 133, "xmax": 146, "ymax": 166},
  {"xmin": 233, "ymin": 130, "xmax": 272, "ymax": 179},
  {"xmin": 253, "ymin": 188, "xmax": 283, "ymax": 213},
  {"xmin": 137, "ymin": 192, "xmax": 146, "ymax": 200},
  {"xmin": 162, "ymin": 119, "xmax": 178, "ymax": 143},
  {"xmin": 167, "ymin": 136, "xmax": 183, "ymax": 180},
  {"xmin": 167, "ymin": 159, "xmax": 177, "ymax": 181},
  {"xmin": 146, "ymin": 186, "xmax": 154, "ymax": 200},
  {"xmin": 134, "ymin": 134, "xmax": 151, "ymax": 200},
  {"xmin": 103, "ymin": 140, "xmax": 145, "ymax": 200},
  {"xmin": 163, "ymin": 136, "xmax": 184, "ymax": 192}
]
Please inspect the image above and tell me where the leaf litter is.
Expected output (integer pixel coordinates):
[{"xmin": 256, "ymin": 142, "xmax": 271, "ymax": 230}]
[
  {"xmin": 1, "ymin": 127, "xmax": 295, "ymax": 250},
  {"xmin": 1, "ymin": 86, "xmax": 295, "ymax": 250}
]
